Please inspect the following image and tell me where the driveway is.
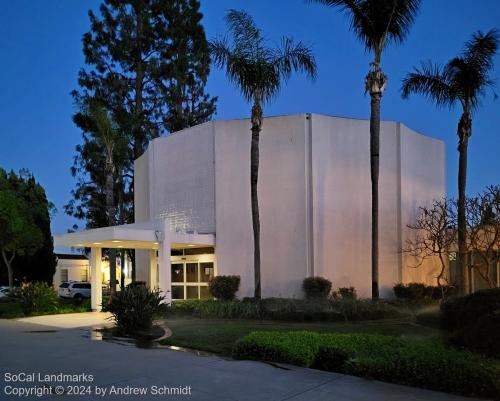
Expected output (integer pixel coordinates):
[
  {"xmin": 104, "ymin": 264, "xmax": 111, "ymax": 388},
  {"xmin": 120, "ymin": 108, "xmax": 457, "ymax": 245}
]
[{"xmin": 0, "ymin": 317, "xmax": 480, "ymax": 401}]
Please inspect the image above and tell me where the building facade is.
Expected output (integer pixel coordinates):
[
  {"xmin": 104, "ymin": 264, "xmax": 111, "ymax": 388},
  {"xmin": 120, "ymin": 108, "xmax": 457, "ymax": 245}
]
[{"xmin": 133, "ymin": 113, "xmax": 445, "ymax": 299}]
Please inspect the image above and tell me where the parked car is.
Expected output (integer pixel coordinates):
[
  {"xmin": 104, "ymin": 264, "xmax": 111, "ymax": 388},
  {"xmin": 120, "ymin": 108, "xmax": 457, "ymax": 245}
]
[
  {"xmin": 59, "ymin": 282, "xmax": 91, "ymax": 300},
  {"xmin": 0, "ymin": 286, "xmax": 10, "ymax": 299}
]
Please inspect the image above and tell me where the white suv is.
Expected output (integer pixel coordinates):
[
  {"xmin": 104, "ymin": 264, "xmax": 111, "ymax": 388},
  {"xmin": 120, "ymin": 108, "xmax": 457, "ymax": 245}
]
[{"xmin": 59, "ymin": 282, "xmax": 91, "ymax": 300}]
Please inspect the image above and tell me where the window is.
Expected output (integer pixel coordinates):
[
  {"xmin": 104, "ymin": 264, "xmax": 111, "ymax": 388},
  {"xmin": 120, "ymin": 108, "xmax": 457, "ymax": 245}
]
[
  {"xmin": 80, "ymin": 269, "xmax": 88, "ymax": 282},
  {"xmin": 171, "ymin": 264, "xmax": 184, "ymax": 282},
  {"xmin": 61, "ymin": 269, "xmax": 68, "ymax": 283},
  {"xmin": 171, "ymin": 261, "xmax": 214, "ymax": 300},
  {"xmin": 200, "ymin": 263, "xmax": 214, "ymax": 282},
  {"xmin": 186, "ymin": 263, "xmax": 198, "ymax": 282}
]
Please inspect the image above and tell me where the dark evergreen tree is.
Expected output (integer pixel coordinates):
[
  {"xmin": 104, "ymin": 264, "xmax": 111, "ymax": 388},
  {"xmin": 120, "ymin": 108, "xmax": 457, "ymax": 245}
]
[{"xmin": 73, "ymin": 0, "xmax": 216, "ymax": 162}]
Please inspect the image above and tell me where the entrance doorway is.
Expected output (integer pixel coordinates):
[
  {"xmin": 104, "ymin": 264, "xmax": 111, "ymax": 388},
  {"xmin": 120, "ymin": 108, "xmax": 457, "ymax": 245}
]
[{"xmin": 171, "ymin": 259, "xmax": 215, "ymax": 300}]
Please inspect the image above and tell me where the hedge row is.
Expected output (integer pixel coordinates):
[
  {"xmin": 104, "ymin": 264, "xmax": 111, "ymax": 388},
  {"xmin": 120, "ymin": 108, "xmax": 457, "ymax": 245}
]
[
  {"xmin": 233, "ymin": 331, "xmax": 500, "ymax": 398},
  {"xmin": 168, "ymin": 298, "xmax": 410, "ymax": 322}
]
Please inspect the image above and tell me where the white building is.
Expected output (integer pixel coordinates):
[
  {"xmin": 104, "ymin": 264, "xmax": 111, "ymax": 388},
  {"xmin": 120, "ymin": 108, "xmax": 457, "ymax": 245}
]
[
  {"xmin": 55, "ymin": 114, "xmax": 445, "ymax": 310},
  {"xmin": 53, "ymin": 254, "xmax": 89, "ymax": 288}
]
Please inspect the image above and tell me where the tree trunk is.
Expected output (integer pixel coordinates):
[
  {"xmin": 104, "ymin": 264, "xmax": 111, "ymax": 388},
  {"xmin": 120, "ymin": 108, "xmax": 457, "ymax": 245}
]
[
  {"xmin": 251, "ymin": 98, "xmax": 263, "ymax": 300},
  {"xmin": 366, "ymin": 58, "xmax": 386, "ymax": 301},
  {"xmin": 1, "ymin": 248, "xmax": 15, "ymax": 289},
  {"xmin": 370, "ymin": 92, "xmax": 381, "ymax": 300},
  {"xmin": 457, "ymin": 112, "xmax": 471, "ymax": 295},
  {"xmin": 105, "ymin": 159, "xmax": 117, "ymax": 294}
]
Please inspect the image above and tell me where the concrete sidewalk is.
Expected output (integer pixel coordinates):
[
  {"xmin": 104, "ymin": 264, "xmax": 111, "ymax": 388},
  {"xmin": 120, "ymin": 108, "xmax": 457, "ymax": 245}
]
[
  {"xmin": 16, "ymin": 312, "xmax": 112, "ymax": 328},
  {"xmin": 0, "ymin": 318, "xmax": 481, "ymax": 401}
]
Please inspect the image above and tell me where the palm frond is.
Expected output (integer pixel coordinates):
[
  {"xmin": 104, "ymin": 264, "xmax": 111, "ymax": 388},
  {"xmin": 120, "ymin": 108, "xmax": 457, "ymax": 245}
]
[
  {"xmin": 311, "ymin": 0, "xmax": 421, "ymax": 52},
  {"xmin": 225, "ymin": 9, "xmax": 262, "ymax": 55},
  {"xmin": 462, "ymin": 29, "xmax": 499, "ymax": 75},
  {"xmin": 272, "ymin": 37, "xmax": 317, "ymax": 82},
  {"xmin": 210, "ymin": 9, "xmax": 316, "ymax": 105},
  {"xmin": 401, "ymin": 61, "xmax": 457, "ymax": 108},
  {"xmin": 209, "ymin": 37, "xmax": 232, "ymax": 70}
]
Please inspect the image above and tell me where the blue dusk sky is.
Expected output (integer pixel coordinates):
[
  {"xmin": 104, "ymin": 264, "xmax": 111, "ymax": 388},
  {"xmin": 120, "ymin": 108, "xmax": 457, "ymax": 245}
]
[{"xmin": 0, "ymin": 0, "xmax": 498, "ymax": 236}]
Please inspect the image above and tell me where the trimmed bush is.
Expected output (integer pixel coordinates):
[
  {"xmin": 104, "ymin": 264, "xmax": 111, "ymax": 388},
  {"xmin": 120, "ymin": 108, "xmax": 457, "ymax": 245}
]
[
  {"xmin": 103, "ymin": 286, "xmax": 165, "ymax": 335},
  {"xmin": 233, "ymin": 331, "xmax": 500, "ymax": 398},
  {"xmin": 10, "ymin": 282, "xmax": 58, "ymax": 316},
  {"xmin": 312, "ymin": 346, "xmax": 351, "ymax": 372},
  {"xmin": 393, "ymin": 282, "xmax": 454, "ymax": 301},
  {"xmin": 303, "ymin": 277, "xmax": 332, "ymax": 300},
  {"xmin": 338, "ymin": 287, "xmax": 357, "ymax": 300},
  {"xmin": 440, "ymin": 287, "xmax": 500, "ymax": 331},
  {"xmin": 208, "ymin": 275, "xmax": 240, "ymax": 301},
  {"xmin": 451, "ymin": 311, "xmax": 500, "ymax": 358}
]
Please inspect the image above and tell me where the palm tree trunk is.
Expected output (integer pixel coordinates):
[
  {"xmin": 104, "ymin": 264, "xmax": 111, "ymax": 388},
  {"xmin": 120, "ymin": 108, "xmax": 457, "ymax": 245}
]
[
  {"xmin": 457, "ymin": 121, "xmax": 470, "ymax": 294},
  {"xmin": 366, "ymin": 58, "xmax": 386, "ymax": 301},
  {"xmin": 370, "ymin": 92, "xmax": 381, "ymax": 300},
  {"xmin": 106, "ymin": 163, "xmax": 117, "ymax": 294},
  {"xmin": 251, "ymin": 98, "xmax": 263, "ymax": 300}
]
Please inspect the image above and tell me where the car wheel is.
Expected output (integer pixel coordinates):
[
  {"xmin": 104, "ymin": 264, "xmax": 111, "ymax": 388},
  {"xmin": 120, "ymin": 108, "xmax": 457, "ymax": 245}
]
[{"xmin": 73, "ymin": 293, "xmax": 83, "ymax": 302}]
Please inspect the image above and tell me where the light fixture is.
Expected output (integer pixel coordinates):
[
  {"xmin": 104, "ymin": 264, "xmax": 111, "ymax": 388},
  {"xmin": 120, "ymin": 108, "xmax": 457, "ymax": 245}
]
[
  {"xmin": 112, "ymin": 240, "xmax": 122, "ymax": 243},
  {"xmin": 154, "ymin": 242, "xmax": 159, "ymax": 245},
  {"xmin": 187, "ymin": 244, "xmax": 195, "ymax": 247},
  {"xmin": 93, "ymin": 242, "xmax": 102, "ymax": 245},
  {"xmin": 117, "ymin": 246, "xmax": 123, "ymax": 248},
  {"xmin": 76, "ymin": 244, "xmax": 83, "ymax": 247}
]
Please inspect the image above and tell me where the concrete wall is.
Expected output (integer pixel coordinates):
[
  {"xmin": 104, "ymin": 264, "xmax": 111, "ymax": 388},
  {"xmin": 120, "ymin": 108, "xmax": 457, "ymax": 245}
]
[
  {"xmin": 214, "ymin": 116, "xmax": 309, "ymax": 298},
  {"xmin": 135, "ymin": 113, "xmax": 445, "ymax": 298},
  {"xmin": 134, "ymin": 122, "xmax": 216, "ymax": 281},
  {"xmin": 400, "ymin": 124, "xmax": 446, "ymax": 286}
]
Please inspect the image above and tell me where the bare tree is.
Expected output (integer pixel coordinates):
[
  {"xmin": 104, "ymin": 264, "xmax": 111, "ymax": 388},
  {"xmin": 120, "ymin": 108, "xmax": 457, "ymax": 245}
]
[
  {"xmin": 404, "ymin": 198, "xmax": 456, "ymax": 287},
  {"xmin": 466, "ymin": 186, "xmax": 500, "ymax": 288}
]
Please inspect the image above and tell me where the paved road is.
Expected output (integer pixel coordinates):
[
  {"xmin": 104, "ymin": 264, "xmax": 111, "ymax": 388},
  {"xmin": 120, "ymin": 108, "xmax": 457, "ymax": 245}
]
[{"xmin": 0, "ymin": 315, "xmax": 480, "ymax": 401}]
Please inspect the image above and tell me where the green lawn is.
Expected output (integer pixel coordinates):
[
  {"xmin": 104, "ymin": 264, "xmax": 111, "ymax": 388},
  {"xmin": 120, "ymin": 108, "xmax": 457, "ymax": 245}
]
[{"xmin": 160, "ymin": 317, "xmax": 442, "ymax": 355}]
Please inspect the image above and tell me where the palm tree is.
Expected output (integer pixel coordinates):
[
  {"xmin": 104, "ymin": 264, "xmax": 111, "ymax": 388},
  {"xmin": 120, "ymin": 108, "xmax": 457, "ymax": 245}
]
[
  {"xmin": 311, "ymin": 0, "xmax": 421, "ymax": 299},
  {"xmin": 402, "ymin": 29, "xmax": 499, "ymax": 294},
  {"xmin": 210, "ymin": 10, "xmax": 317, "ymax": 299},
  {"xmin": 82, "ymin": 99, "xmax": 125, "ymax": 293}
]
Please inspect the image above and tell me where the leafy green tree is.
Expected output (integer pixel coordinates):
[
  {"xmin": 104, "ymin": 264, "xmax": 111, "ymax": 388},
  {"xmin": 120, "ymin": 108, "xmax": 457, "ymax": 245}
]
[
  {"xmin": 0, "ymin": 169, "xmax": 55, "ymax": 288},
  {"xmin": 402, "ymin": 29, "xmax": 499, "ymax": 294},
  {"xmin": 311, "ymin": 0, "xmax": 421, "ymax": 299},
  {"xmin": 210, "ymin": 10, "xmax": 316, "ymax": 299}
]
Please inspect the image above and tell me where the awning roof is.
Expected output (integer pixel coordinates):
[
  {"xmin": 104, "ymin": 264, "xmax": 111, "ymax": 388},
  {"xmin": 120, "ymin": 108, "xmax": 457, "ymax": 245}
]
[{"xmin": 54, "ymin": 220, "xmax": 215, "ymax": 250}]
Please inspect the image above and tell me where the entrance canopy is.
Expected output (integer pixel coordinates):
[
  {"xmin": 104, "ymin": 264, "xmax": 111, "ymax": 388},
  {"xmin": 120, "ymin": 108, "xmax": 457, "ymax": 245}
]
[
  {"xmin": 54, "ymin": 220, "xmax": 215, "ymax": 250},
  {"xmin": 54, "ymin": 219, "xmax": 215, "ymax": 311}
]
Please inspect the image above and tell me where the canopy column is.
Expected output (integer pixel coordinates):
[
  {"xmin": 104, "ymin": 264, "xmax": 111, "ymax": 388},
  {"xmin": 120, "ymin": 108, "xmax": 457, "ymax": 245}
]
[
  {"xmin": 90, "ymin": 247, "xmax": 102, "ymax": 312},
  {"xmin": 158, "ymin": 223, "xmax": 172, "ymax": 304}
]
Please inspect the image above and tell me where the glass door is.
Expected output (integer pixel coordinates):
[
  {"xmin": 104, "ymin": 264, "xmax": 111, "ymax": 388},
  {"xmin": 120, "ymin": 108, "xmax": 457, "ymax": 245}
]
[{"xmin": 171, "ymin": 261, "xmax": 214, "ymax": 300}]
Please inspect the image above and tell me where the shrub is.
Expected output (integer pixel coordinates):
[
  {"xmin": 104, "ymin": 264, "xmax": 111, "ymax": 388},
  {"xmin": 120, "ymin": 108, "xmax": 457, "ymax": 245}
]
[
  {"xmin": 167, "ymin": 298, "xmax": 409, "ymax": 322},
  {"xmin": 450, "ymin": 311, "xmax": 500, "ymax": 358},
  {"xmin": 312, "ymin": 346, "xmax": 351, "ymax": 372},
  {"xmin": 233, "ymin": 331, "xmax": 500, "ymax": 398},
  {"xmin": 302, "ymin": 277, "xmax": 332, "ymax": 300},
  {"xmin": 11, "ymin": 282, "xmax": 58, "ymax": 316},
  {"xmin": 208, "ymin": 275, "xmax": 240, "ymax": 301},
  {"xmin": 103, "ymin": 286, "xmax": 165, "ymax": 335},
  {"xmin": 338, "ymin": 287, "xmax": 357, "ymax": 300},
  {"xmin": 441, "ymin": 288, "xmax": 500, "ymax": 331},
  {"xmin": 393, "ymin": 282, "xmax": 455, "ymax": 301}
]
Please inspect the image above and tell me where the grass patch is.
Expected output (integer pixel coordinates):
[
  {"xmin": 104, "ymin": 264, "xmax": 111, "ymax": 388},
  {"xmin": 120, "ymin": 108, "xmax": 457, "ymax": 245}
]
[
  {"xmin": 168, "ymin": 298, "xmax": 413, "ymax": 322},
  {"xmin": 233, "ymin": 331, "xmax": 500, "ymax": 398},
  {"xmin": 161, "ymin": 317, "xmax": 440, "ymax": 356}
]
